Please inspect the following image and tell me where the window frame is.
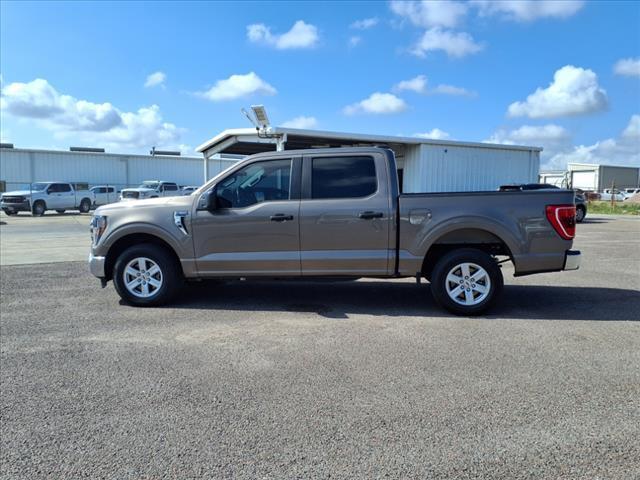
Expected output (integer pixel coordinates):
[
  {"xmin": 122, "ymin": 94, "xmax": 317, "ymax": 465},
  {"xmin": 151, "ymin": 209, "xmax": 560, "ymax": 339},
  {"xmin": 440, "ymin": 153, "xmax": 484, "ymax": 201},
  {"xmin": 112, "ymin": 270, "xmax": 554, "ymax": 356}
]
[
  {"xmin": 301, "ymin": 154, "xmax": 379, "ymax": 201},
  {"xmin": 198, "ymin": 156, "xmax": 302, "ymax": 211}
]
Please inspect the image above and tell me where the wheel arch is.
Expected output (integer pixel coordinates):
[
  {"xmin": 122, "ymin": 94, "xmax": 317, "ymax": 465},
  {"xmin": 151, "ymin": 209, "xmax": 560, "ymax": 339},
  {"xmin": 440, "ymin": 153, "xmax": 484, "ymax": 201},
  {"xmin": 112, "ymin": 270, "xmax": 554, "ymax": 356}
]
[
  {"xmin": 421, "ymin": 227, "xmax": 514, "ymax": 279},
  {"xmin": 104, "ymin": 233, "xmax": 183, "ymax": 281}
]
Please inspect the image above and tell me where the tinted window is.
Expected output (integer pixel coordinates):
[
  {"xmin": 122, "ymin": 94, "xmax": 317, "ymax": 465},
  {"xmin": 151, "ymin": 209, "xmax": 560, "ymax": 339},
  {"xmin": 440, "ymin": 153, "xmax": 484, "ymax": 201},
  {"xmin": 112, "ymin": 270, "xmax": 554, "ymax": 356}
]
[
  {"xmin": 312, "ymin": 156, "xmax": 376, "ymax": 199},
  {"xmin": 216, "ymin": 159, "xmax": 291, "ymax": 208},
  {"xmin": 57, "ymin": 183, "xmax": 71, "ymax": 192},
  {"xmin": 163, "ymin": 183, "xmax": 178, "ymax": 191}
]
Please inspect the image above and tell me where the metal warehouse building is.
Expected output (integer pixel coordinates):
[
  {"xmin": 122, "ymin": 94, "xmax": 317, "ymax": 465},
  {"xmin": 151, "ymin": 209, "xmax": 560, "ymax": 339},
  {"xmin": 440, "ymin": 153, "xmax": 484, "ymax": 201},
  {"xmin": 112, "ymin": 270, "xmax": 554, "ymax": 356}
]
[
  {"xmin": 1, "ymin": 127, "xmax": 542, "ymax": 194},
  {"xmin": 197, "ymin": 127, "xmax": 541, "ymax": 193},
  {"xmin": 0, "ymin": 145, "xmax": 239, "ymax": 192}
]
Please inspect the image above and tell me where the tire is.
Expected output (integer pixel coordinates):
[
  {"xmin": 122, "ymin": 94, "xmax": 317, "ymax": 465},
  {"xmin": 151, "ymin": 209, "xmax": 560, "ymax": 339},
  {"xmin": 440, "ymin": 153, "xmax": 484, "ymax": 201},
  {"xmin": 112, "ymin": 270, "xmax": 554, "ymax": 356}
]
[
  {"xmin": 79, "ymin": 198, "xmax": 91, "ymax": 213},
  {"xmin": 32, "ymin": 201, "xmax": 46, "ymax": 217},
  {"xmin": 56, "ymin": 209, "xmax": 66, "ymax": 214},
  {"xmin": 2, "ymin": 209, "xmax": 17, "ymax": 216},
  {"xmin": 576, "ymin": 205, "xmax": 586, "ymax": 223},
  {"xmin": 113, "ymin": 243, "xmax": 183, "ymax": 307},
  {"xmin": 430, "ymin": 248, "xmax": 503, "ymax": 316}
]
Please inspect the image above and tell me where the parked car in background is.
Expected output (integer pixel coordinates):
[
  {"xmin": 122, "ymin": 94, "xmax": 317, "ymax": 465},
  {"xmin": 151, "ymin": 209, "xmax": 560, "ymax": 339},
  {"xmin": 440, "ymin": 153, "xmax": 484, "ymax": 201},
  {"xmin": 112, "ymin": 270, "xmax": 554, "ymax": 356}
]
[
  {"xmin": 1, "ymin": 182, "xmax": 93, "ymax": 216},
  {"xmin": 499, "ymin": 183, "xmax": 587, "ymax": 222},
  {"xmin": 600, "ymin": 189, "xmax": 626, "ymax": 202},
  {"xmin": 89, "ymin": 147, "xmax": 580, "ymax": 316},
  {"xmin": 119, "ymin": 181, "xmax": 180, "ymax": 201},
  {"xmin": 180, "ymin": 186, "xmax": 199, "ymax": 195},
  {"xmin": 90, "ymin": 185, "xmax": 119, "ymax": 207},
  {"xmin": 622, "ymin": 188, "xmax": 640, "ymax": 200}
]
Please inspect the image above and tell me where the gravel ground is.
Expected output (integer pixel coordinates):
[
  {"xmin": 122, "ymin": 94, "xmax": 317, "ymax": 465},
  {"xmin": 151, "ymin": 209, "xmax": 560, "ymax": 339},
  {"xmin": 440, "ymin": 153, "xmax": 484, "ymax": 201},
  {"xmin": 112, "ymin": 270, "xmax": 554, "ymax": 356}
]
[{"xmin": 1, "ymin": 216, "xmax": 639, "ymax": 479}]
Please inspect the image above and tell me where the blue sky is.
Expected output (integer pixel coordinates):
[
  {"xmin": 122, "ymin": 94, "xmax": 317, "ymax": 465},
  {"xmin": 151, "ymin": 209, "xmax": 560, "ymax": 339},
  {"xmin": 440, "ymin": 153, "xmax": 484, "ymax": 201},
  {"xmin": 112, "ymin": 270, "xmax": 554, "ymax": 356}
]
[{"xmin": 1, "ymin": 0, "xmax": 639, "ymax": 168}]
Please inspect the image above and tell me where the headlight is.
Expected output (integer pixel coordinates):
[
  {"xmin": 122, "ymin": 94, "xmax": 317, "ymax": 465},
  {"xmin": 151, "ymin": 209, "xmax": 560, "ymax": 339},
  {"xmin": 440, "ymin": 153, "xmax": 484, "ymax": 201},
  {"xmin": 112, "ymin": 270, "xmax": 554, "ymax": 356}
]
[{"xmin": 90, "ymin": 215, "xmax": 108, "ymax": 245}]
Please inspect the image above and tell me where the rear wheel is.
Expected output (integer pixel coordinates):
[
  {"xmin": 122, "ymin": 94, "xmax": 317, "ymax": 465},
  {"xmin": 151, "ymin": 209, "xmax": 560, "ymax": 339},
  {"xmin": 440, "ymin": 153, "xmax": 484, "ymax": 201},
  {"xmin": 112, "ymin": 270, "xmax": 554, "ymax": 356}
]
[
  {"xmin": 576, "ymin": 205, "xmax": 586, "ymax": 223},
  {"xmin": 430, "ymin": 248, "xmax": 503, "ymax": 316},
  {"xmin": 32, "ymin": 201, "xmax": 46, "ymax": 216},
  {"xmin": 79, "ymin": 198, "xmax": 91, "ymax": 213},
  {"xmin": 113, "ymin": 243, "xmax": 183, "ymax": 307}
]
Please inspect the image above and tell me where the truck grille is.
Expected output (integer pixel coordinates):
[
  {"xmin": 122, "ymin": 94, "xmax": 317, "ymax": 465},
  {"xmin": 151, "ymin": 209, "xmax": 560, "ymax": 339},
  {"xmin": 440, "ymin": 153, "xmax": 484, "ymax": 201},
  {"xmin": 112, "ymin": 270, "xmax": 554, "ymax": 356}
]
[
  {"xmin": 122, "ymin": 191, "xmax": 139, "ymax": 199},
  {"xmin": 2, "ymin": 196, "xmax": 24, "ymax": 204}
]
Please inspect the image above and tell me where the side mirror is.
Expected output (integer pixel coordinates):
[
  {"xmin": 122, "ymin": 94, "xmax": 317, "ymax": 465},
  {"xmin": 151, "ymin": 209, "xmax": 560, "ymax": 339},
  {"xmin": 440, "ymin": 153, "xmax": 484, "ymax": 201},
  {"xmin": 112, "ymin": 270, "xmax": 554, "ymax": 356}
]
[{"xmin": 206, "ymin": 190, "xmax": 219, "ymax": 211}]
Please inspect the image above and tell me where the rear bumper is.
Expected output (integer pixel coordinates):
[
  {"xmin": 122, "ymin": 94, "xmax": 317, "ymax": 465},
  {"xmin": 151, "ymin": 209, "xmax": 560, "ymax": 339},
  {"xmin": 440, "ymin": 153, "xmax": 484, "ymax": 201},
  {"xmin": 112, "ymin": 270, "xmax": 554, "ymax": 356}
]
[
  {"xmin": 88, "ymin": 252, "xmax": 106, "ymax": 278},
  {"xmin": 563, "ymin": 250, "xmax": 581, "ymax": 271}
]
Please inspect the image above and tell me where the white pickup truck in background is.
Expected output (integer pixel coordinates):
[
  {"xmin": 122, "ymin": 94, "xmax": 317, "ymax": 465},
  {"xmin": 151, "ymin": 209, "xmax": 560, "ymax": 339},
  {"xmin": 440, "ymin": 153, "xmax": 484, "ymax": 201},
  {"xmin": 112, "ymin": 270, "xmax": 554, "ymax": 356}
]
[
  {"xmin": 90, "ymin": 185, "xmax": 119, "ymax": 207},
  {"xmin": 1, "ymin": 182, "xmax": 93, "ymax": 216},
  {"xmin": 119, "ymin": 181, "xmax": 180, "ymax": 201}
]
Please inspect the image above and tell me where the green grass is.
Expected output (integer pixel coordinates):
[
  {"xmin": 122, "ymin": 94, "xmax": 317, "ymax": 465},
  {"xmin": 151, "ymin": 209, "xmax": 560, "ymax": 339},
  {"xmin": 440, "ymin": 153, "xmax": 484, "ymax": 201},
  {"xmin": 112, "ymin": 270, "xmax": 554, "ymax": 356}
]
[{"xmin": 587, "ymin": 201, "xmax": 640, "ymax": 215}]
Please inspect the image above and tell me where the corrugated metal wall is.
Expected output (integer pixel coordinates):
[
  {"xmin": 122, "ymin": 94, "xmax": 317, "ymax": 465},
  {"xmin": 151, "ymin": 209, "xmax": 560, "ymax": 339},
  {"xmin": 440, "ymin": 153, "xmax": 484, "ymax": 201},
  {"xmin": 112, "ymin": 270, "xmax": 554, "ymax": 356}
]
[
  {"xmin": 402, "ymin": 144, "xmax": 538, "ymax": 193},
  {"xmin": 0, "ymin": 148, "xmax": 238, "ymax": 191}
]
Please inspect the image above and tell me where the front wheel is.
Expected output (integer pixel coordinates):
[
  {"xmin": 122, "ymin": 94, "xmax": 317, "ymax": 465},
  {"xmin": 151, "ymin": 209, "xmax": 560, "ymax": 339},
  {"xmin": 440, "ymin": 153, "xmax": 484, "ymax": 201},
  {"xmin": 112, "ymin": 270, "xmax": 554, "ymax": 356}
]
[
  {"xmin": 79, "ymin": 198, "xmax": 91, "ymax": 213},
  {"xmin": 113, "ymin": 243, "xmax": 183, "ymax": 307},
  {"xmin": 430, "ymin": 248, "xmax": 503, "ymax": 316},
  {"xmin": 32, "ymin": 201, "xmax": 46, "ymax": 217},
  {"xmin": 2, "ymin": 209, "xmax": 18, "ymax": 216}
]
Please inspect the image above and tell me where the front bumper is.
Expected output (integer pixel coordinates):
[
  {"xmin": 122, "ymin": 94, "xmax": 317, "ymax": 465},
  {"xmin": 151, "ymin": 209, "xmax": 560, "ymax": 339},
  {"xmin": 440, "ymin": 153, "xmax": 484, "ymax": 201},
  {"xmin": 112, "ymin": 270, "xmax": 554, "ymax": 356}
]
[
  {"xmin": 563, "ymin": 250, "xmax": 581, "ymax": 271},
  {"xmin": 88, "ymin": 252, "xmax": 106, "ymax": 278},
  {"xmin": 1, "ymin": 200, "xmax": 31, "ymax": 212}
]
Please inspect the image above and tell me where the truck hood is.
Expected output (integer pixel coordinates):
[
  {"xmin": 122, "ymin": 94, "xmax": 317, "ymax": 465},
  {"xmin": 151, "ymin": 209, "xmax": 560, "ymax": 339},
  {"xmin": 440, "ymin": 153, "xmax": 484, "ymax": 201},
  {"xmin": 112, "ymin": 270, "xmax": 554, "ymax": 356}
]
[
  {"xmin": 95, "ymin": 195, "xmax": 194, "ymax": 215},
  {"xmin": 1, "ymin": 190, "xmax": 38, "ymax": 197}
]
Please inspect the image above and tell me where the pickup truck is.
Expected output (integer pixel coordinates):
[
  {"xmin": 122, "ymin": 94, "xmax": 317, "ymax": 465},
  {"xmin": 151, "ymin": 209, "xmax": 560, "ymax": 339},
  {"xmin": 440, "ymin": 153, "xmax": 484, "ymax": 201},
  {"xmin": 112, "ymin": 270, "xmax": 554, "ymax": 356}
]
[
  {"xmin": 90, "ymin": 185, "xmax": 119, "ymax": 207},
  {"xmin": 119, "ymin": 181, "xmax": 180, "ymax": 201},
  {"xmin": 1, "ymin": 182, "xmax": 93, "ymax": 216},
  {"xmin": 89, "ymin": 147, "xmax": 581, "ymax": 315}
]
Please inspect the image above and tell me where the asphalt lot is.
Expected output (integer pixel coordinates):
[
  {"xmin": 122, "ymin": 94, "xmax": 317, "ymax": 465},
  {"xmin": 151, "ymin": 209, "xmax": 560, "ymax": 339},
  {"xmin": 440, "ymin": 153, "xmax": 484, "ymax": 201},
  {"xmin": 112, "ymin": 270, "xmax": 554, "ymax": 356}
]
[{"xmin": 1, "ymin": 213, "xmax": 639, "ymax": 479}]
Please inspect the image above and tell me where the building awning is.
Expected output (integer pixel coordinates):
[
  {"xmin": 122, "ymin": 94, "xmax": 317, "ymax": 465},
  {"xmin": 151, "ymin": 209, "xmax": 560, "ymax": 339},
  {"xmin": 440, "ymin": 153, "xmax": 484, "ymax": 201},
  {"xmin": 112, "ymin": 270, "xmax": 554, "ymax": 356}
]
[{"xmin": 196, "ymin": 127, "xmax": 542, "ymax": 158}]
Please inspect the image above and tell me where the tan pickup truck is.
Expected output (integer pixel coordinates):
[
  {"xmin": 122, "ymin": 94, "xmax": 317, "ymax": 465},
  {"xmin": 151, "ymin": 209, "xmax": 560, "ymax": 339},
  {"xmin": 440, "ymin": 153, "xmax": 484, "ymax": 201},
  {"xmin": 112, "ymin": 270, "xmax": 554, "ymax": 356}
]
[{"xmin": 89, "ymin": 147, "xmax": 580, "ymax": 315}]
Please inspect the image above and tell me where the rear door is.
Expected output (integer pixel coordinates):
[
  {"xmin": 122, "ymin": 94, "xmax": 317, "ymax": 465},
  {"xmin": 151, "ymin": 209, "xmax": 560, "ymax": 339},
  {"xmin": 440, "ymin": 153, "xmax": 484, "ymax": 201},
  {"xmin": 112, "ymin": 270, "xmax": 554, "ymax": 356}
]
[
  {"xmin": 299, "ymin": 152, "xmax": 393, "ymax": 276},
  {"xmin": 48, "ymin": 183, "xmax": 73, "ymax": 208},
  {"xmin": 162, "ymin": 183, "xmax": 179, "ymax": 197},
  {"xmin": 192, "ymin": 157, "xmax": 302, "ymax": 276}
]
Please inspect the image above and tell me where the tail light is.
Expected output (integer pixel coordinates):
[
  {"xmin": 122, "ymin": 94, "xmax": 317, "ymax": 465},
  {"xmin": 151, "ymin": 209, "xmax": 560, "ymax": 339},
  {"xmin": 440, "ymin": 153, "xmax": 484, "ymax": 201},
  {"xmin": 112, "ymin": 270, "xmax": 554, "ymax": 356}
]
[{"xmin": 546, "ymin": 205, "xmax": 576, "ymax": 240}]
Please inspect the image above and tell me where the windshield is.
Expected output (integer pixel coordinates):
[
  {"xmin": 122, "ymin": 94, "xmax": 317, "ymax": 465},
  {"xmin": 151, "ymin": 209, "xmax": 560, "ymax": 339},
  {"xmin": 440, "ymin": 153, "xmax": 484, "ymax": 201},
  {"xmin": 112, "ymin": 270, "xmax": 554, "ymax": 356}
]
[
  {"xmin": 137, "ymin": 181, "xmax": 159, "ymax": 189},
  {"xmin": 30, "ymin": 183, "xmax": 49, "ymax": 191}
]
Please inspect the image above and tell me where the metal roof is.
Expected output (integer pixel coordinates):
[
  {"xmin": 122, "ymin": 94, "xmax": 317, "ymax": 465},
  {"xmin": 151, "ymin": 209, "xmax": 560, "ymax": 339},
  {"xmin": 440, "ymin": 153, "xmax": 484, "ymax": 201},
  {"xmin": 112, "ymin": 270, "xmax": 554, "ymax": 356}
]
[{"xmin": 196, "ymin": 127, "xmax": 543, "ymax": 156}]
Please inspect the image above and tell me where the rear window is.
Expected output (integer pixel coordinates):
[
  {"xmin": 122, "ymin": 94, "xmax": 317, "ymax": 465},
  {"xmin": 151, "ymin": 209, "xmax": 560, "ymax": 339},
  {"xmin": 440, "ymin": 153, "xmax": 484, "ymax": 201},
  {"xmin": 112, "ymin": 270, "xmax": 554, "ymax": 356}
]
[{"xmin": 311, "ymin": 156, "xmax": 376, "ymax": 199}]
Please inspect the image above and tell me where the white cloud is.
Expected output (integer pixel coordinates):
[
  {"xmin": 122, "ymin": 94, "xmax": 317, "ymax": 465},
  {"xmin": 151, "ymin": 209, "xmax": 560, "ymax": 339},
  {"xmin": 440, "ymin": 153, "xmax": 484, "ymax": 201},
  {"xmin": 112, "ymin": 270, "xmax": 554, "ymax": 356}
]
[
  {"xmin": 349, "ymin": 36, "xmax": 362, "ymax": 47},
  {"xmin": 144, "ymin": 71, "xmax": 166, "ymax": 88},
  {"xmin": 507, "ymin": 65, "xmax": 607, "ymax": 119},
  {"xmin": 614, "ymin": 57, "xmax": 640, "ymax": 77},
  {"xmin": 280, "ymin": 116, "xmax": 318, "ymax": 129},
  {"xmin": 390, "ymin": 0, "xmax": 468, "ymax": 28},
  {"xmin": 350, "ymin": 17, "xmax": 379, "ymax": 29},
  {"xmin": 247, "ymin": 20, "xmax": 319, "ymax": 49},
  {"xmin": 394, "ymin": 75, "xmax": 428, "ymax": 93},
  {"xmin": 411, "ymin": 27, "xmax": 483, "ymax": 58},
  {"xmin": 472, "ymin": 0, "xmax": 584, "ymax": 21},
  {"xmin": 431, "ymin": 84, "xmax": 476, "ymax": 96},
  {"xmin": 343, "ymin": 92, "xmax": 407, "ymax": 115},
  {"xmin": 414, "ymin": 128, "xmax": 451, "ymax": 140},
  {"xmin": 0, "ymin": 78, "xmax": 183, "ymax": 149},
  {"xmin": 197, "ymin": 72, "xmax": 276, "ymax": 102},
  {"xmin": 622, "ymin": 114, "xmax": 640, "ymax": 138},
  {"xmin": 486, "ymin": 124, "xmax": 571, "ymax": 149}
]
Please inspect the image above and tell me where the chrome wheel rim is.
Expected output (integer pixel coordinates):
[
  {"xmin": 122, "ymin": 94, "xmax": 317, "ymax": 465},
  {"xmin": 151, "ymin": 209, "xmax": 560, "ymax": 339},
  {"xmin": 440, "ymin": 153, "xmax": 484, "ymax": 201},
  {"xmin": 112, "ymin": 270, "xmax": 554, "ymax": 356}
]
[
  {"xmin": 123, "ymin": 257, "xmax": 163, "ymax": 298},
  {"xmin": 445, "ymin": 262, "xmax": 491, "ymax": 306}
]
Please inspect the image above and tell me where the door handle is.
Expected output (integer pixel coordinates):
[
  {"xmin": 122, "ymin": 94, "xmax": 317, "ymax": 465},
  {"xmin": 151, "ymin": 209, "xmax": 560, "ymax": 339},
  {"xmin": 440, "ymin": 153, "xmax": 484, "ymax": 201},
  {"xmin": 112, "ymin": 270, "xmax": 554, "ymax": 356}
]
[
  {"xmin": 358, "ymin": 211, "xmax": 384, "ymax": 220},
  {"xmin": 270, "ymin": 214, "xmax": 294, "ymax": 222}
]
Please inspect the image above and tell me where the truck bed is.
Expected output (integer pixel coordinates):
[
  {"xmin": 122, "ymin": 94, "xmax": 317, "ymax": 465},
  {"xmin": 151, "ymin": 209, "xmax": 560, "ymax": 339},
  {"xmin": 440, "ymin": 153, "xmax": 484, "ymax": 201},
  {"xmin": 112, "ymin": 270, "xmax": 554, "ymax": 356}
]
[{"xmin": 397, "ymin": 189, "xmax": 576, "ymax": 276}]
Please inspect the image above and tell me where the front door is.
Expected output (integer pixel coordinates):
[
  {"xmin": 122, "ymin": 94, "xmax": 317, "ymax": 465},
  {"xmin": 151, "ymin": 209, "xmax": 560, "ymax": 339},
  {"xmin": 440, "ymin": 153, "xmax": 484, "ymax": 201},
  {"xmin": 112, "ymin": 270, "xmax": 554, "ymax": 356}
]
[
  {"xmin": 299, "ymin": 152, "xmax": 393, "ymax": 276},
  {"xmin": 192, "ymin": 157, "xmax": 301, "ymax": 276}
]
